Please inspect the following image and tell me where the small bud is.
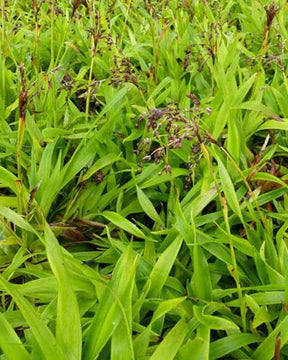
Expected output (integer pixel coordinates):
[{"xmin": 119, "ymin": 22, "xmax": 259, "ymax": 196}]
[{"xmin": 143, "ymin": 155, "xmax": 151, "ymax": 161}]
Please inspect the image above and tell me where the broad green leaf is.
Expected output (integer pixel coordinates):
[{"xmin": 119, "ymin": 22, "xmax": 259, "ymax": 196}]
[
  {"xmin": 148, "ymin": 235, "xmax": 183, "ymax": 298},
  {"xmin": 187, "ymin": 187, "xmax": 217, "ymax": 218},
  {"xmin": 227, "ymin": 116, "xmax": 240, "ymax": 163},
  {"xmin": 0, "ymin": 166, "xmax": 18, "ymax": 193},
  {"xmin": 136, "ymin": 186, "xmax": 164, "ymax": 226},
  {"xmin": 250, "ymin": 172, "xmax": 288, "ymax": 188},
  {"xmin": 151, "ymin": 297, "xmax": 186, "ymax": 324},
  {"xmin": 227, "ymin": 291, "xmax": 285, "ymax": 306},
  {"xmin": 232, "ymin": 74, "xmax": 256, "ymax": 106},
  {"xmin": 216, "ymin": 157, "xmax": 243, "ymax": 221},
  {"xmin": 174, "ymin": 197, "xmax": 194, "ymax": 246},
  {"xmin": 39, "ymin": 152, "xmax": 62, "ymax": 216},
  {"xmin": 44, "ymin": 225, "xmax": 82, "ymax": 360},
  {"xmin": 95, "ymin": 86, "xmax": 128, "ymax": 124},
  {"xmin": 140, "ymin": 169, "xmax": 189, "ymax": 189},
  {"xmin": 193, "ymin": 306, "xmax": 239, "ymax": 330},
  {"xmin": 0, "ymin": 207, "xmax": 36, "ymax": 234},
  {"xmin": 0, "ymin": 313, "xmax": 30, "ymax": 360},
  {"xmin": 252, "ymin": 316, "xmax": 288, "ymax": 360},
  {"xmin": 234, "ymin": 101, "xmax": 279, "ymax": 117},
  {"xmin": 210, "ymin": 333, "xmax": 262, "ymax": 359},
  {"xmin": 61, "ymin": 134, "xmax": 98, "ymax": 188},
  {"xmin": 178, "ymin": 325, "xmax": 210, "ymax": 360},
  {"xmin": 0, "ymin": 275, "xmax": 64, "ymax": 360},
  {"xmin": 0, "ymin": 196, "xmax": 18, "ymax": 207},
  {"xmin": 102, "ymin": 211, "xmax": 146, "ymax": 239},
  {"xmin": 147, "ymin": 77, "xmax": 172, "ymax": 107},
  {"xmin": 133, "ymin": 326, "xmax": 151, "ymax": 360},
  {"xmin": 257, "ymin": 119, "xmax": 288, "ymax": 131},
  {"xmin": 42, "ymin": 127, "xmax": 72, "ymax": 138},
  {"xmin": 150, "ymin": 318, "xmax": 187, "ymax": 360},
  {"xmin": 83, "ymin": 153, "xmax": 121, "ymax": 181},
  {"xmin": 192, "ymin": 245, "xmax": 212, "ymax": 301},
  {"xmin": 83, "ymin": 246, "xmax": 137, "ymax": 359},
  {"xmin": 212, "ymin": 100, "xmax": 230, "ymax": 139}
]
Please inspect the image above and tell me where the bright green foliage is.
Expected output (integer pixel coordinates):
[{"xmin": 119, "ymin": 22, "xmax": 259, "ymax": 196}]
[{"xmin": 1, "ymin": 0, "xmax": 288, "ymax": 359}]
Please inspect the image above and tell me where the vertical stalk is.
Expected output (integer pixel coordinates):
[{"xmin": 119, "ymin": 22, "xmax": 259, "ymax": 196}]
[
  {"xmin": 33, "ymin": 0, "xmax": 40, "ymax": 75},
  {"xmin": 17, "ymin": 65, "xmax": 27, "ymax": 182},
  {"xmin": 48, "ymin": 1, "xmax": 57, "ymax": 127},
  {"xmin": 1, "ymin": 0, "xmax": 5, "ymax": 115},
  {"xmin": 55, "ymin": 18, "xmax": 71, "ymax": 66},
  {"xmin": 85, "ymin": 1, "xmax": 97, "ymax": 125},
  {"xmin": 119, "ymin": 0, "xmax": 132, "ymax": 48},
  {"xmin": 146, "ymin": 4, "xmax": 158, "ymax": 83},
  {"xmin": 85, "ymin": 49, "xmax": 95, "ymax": 125},
  {"xmin": 50, "ymin": 0, "xmax": 55, "ymax": 69},
  {"xmin": 201, "ymin": 143, "xmax": 246, "ymax": 331}
]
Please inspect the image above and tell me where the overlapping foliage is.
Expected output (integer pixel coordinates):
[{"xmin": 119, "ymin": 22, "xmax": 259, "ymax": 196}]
[{"xmin": 1, "ymin": 0, "xmax": 288, "ymax": 359}]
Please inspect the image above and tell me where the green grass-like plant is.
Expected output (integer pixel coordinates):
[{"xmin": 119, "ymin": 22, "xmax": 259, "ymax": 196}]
[{"xmin": 1, "ymin": 0, "xmax": 288, "ymax": 359}]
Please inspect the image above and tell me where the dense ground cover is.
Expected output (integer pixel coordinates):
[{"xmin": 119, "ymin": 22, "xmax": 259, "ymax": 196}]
[{"xmin": 1, "ymin": 0, "xmax": 288, "ymax": 359}]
